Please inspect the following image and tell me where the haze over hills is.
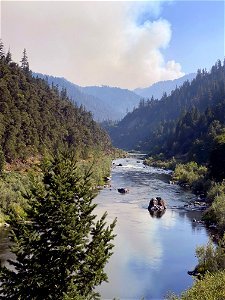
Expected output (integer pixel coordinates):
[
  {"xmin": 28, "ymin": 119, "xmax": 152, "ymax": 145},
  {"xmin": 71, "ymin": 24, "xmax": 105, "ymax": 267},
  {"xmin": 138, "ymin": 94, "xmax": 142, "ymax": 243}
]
[
  {"xmin": 81, "ymin": 85, "xmax": 141, "ymax": 117},
  {"xmin": 134, "ymin": 73, "xmax": 196, "ymax": 99},
  {"xmin": 33, "ymin": 72, "xmax": 198, "ymax": 123}
]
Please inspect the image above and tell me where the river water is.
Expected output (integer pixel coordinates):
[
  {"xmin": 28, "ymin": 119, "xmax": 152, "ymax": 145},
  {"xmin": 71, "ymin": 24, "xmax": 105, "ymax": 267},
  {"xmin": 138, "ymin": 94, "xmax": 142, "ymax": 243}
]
[{"xmin": 94, "ymin": 155, "xmax": 210, "ymax": 300}]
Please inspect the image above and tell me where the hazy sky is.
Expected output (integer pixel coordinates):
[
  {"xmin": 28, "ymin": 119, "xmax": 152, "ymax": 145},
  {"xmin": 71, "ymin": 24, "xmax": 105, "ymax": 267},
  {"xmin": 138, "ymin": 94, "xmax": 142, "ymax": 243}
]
[{"xmin": 1, "ymin": 1, "xmax": 224, "ymax": 89}]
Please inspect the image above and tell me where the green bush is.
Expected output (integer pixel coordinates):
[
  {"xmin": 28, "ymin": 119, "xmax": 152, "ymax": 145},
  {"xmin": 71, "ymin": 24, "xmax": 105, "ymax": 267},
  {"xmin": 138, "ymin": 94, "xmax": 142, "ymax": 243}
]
[
  {"xmin": 76, "ymin": 154, "xmax": 112, "ymax": 188},
  {"xmin": 144, "ymin": 156, "xmax": 177, "ymax": 170},
  {"xmin": 173, "ymin": 162, "xmax": 208, "ymax": 192},
  {"xmin": 203, "ymin": 194, "xmax": 225, "ymax": 232},
  {"xmin": 0, "ymin": 172, "xmax": 32, "ymax": 219},
  {"xmin": 206, "ymin": 181, "xmax": 225, "ymax": 202},
  {"xmin": 195, "ymin": 236, "xmax": 225, "ymax": 274},
  {"xmin": 168, "ymin": 271, "xmax": 225, "ymax": 300}
]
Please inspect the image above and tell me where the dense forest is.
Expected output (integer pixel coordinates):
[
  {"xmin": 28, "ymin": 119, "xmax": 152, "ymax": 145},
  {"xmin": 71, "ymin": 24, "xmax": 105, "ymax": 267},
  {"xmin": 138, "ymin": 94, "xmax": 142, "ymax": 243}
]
[
  {"xmin": 106, "ymin": 60, "xmax": 225, "ymax": 156},
  {"xmin": 0, "ymin": 44, "xmax": 113, "ymax": 165}
]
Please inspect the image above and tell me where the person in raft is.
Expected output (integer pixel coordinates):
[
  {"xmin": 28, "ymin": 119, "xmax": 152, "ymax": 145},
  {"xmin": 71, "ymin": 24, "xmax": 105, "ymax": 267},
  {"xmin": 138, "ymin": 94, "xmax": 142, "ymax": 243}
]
[{"xmin": 148, "ymin": 197, "xmax": 166, "ymax": 211}]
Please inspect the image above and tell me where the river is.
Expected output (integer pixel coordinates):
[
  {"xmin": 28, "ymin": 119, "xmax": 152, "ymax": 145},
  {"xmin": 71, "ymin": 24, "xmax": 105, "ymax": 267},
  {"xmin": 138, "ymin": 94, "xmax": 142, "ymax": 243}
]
[{"xmin": 94, "ymin": 155, "xmax": 210, "ymax": 300}]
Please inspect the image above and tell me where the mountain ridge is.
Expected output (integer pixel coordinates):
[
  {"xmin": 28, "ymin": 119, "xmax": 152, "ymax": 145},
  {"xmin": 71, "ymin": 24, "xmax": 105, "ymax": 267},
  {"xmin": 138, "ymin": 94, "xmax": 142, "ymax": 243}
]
[{"xmin": 134, "ymin": 73, "xmax": 196, "ymax": 99}]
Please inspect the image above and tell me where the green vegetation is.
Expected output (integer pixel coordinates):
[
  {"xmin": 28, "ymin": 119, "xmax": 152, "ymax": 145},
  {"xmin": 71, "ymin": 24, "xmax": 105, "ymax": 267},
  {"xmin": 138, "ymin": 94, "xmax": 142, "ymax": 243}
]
[
  {"xmin": 0, "ymin": 151, "xmax": 115, "ymax": 223},
  {"xmin": 144, "ymin": 155, "xmax": 177, "ymax": 170},
  {"xmin": 0, "ymin": 151, "xmax": 116, "ymax": 299},
  {"xmin": 0, "ymin": 42, "xmax": 119, "ymax": 298},
  {"xmin": 168, "ymin": 162, "xmax": 225, "ymax": 234},
  {"xmin": 0, "ymin": 172, "xmax": 32, "ymax": 222},
  {"xmin": 209, "ymin": 132, "xmax": 225, "ymax": 181},
  {"xmin": 195, "ymin": 235, "xmax": 225, "ymax": 274},
  {"xmin": 168, "ymin": 271, "xmax": 225, "ymax": 300},
  {"xmin": 165, "ymin": 161, "xmax": 225, "ymax": 234},
  {"xmin": 203, "ymin": 186, "xmax": 225, "ymax": 233},
  {"xmin": 199, "ymin": 181, "xmax": 225, "ymax": 233},
  {"xmin": 172, "ymin": 162, "xmax": 208, "ymax": 192}
]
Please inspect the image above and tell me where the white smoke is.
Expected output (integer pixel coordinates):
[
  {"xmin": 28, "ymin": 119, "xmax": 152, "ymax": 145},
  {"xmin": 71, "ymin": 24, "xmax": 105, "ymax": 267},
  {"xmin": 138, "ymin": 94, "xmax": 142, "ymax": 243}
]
[{"xmin": 2, "ymin": 1, "xmax": 184, "ymax": 89}]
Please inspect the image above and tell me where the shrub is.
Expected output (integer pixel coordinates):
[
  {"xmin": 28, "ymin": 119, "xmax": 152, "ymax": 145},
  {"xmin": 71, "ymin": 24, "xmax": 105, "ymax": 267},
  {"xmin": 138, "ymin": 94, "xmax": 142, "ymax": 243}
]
[
  {"xmin": 168, "ymin": 271, "xmax": 225, "ymax": 300},
  {"xmin": 173, "ymin": 162, "xmax": 208, "ymax": 192}
]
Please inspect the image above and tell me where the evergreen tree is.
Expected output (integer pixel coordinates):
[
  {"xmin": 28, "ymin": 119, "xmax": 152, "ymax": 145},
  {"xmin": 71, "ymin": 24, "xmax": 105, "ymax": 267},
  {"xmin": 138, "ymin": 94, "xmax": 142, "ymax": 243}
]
[
  {"xmin": 5, "ymin": 49, "xmax": 12, "ymax": 64},
  {"xmin": 0, "ymin": 39, "xmax": 5, "ymax": 60},
  {"xmin": 20, "ymin": 48, "xmax": 29, "ymax": 71},
  {"xmin": 0, "ymin": 151, "xmax": 116, "ymax": 299}
]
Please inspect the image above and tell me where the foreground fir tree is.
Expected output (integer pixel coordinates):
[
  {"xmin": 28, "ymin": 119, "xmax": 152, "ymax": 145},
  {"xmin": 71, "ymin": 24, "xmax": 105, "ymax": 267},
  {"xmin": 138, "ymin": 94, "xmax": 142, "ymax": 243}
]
[{"xmin": 0, "ymin": 152, "xmax": 116, "ymax": 299}]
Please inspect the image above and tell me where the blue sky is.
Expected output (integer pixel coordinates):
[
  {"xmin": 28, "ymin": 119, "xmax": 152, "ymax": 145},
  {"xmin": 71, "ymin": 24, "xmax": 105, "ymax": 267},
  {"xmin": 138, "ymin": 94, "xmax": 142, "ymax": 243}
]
[
  {"xmin": 159, "ymin": 0, "xmax": 224, "ymax": 73},
  {"xmin": 1, "ymin": 1, "xmax": 224, "ymax": 89}
]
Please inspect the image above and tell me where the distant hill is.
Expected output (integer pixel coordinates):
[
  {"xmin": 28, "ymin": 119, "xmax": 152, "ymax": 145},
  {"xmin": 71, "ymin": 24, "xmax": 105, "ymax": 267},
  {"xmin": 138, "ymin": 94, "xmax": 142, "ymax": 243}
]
[
  {"xmin": 134, "ymin": 73, "xmax": 196, "ymax": 99},
  {"xmin": 33, "ymin": 74, "xmax": 141, "ymax": 122},
  {"xmin": 81, "ymin": 85, "xmax": 141, "ymax": 118}
]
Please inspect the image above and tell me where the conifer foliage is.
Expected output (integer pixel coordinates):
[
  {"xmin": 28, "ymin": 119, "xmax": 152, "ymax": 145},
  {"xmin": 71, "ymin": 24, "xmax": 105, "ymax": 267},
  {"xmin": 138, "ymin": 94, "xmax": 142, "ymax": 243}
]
[
  {"xmin": 0, "ymin": 151, "xmax": 116, "ymax": 299},
  {"xmin": 20, "ymin": 48, "xmax": 29, "ymax": 72},
  {"xmin": 0, "ymin": 40, "xmax": 112, "ymax": 163}
]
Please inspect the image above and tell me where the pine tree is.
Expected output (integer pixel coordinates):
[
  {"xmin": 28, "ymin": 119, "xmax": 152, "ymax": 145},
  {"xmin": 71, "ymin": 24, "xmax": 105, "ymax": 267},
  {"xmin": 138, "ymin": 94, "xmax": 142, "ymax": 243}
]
[
  {"xmin": 0, "ymin": 39, "xmax": 5, "ymax": 60},
  {"xmin": 0, "ymin": 151, "xmax": 116, "ymax": 299},
  {"xmin": 20, "ymin": 48, "xmax": 29, "ymax": 71},
  {"xmin": 5, "ymin": 48, "xmax": 12, "ymax": 64}
]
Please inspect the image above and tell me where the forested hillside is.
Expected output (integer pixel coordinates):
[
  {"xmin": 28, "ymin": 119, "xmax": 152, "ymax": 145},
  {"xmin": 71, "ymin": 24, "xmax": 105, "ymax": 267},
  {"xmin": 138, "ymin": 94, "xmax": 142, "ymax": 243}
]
[
  {"xmin": 33, "ymin": 73, "xmax": 141, "ymax": 122},
  {"xmin": 106, "ymin": 60, "xmax": 225, "ymax": 154},
  {"xmin": 0, "ymin": 49, "xmax": 112, "ymax": 163},
  {"xmin": 33, "ymin": 73, "xmax": 119, "ymax": 122}
]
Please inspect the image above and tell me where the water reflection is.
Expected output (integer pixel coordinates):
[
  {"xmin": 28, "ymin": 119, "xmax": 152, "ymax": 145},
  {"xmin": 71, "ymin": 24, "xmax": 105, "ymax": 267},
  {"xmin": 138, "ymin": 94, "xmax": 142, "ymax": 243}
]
[
  {"xmin": 149, "ymin": 209, "xmax": 166, "ymax": 218},
  {"xmin": 0, "ymin": 228, "xmax": 14, "ymax": 269}
]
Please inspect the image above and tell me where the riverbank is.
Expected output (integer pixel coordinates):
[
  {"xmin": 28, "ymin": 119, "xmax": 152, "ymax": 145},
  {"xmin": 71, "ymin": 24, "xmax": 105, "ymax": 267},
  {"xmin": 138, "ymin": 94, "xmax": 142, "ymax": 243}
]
[
  {"xmin": 0, "ymin": 150, "xmax": 126, "ymax": 224},
  {"xmin": 144, "ymin": 157, "xmax": 225, "ymax": 237}
]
